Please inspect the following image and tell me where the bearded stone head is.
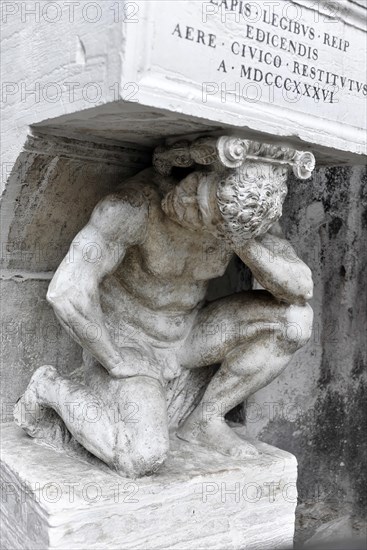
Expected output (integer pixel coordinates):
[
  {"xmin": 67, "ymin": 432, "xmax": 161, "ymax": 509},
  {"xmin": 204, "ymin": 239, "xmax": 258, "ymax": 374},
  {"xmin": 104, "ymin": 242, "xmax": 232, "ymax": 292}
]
[
  {"xmin": 214, "ymin": 162, "xmax": 288, "ymax": 241},
  {"xmin": 161, "ymin": 161, "xmax": 288, "ymax": 241}
]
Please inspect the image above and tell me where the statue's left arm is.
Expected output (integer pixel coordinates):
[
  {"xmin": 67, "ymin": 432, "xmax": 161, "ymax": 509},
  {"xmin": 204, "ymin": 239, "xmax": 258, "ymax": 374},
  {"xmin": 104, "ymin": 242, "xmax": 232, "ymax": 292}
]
[{"xmin": 233, "ymin": 228, "xmax": 313, "ymax": 305}]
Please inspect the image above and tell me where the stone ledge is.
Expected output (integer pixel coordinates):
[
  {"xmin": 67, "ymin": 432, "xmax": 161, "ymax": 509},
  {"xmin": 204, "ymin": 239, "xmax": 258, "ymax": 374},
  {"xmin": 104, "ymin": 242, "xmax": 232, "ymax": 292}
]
[{"xmin": 0, "ymin": 423, "xmax": 297, "ymax": 550}]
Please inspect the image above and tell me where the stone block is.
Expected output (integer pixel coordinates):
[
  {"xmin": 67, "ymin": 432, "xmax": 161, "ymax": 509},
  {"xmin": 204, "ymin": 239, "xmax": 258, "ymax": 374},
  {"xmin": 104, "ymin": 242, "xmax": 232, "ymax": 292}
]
[{"xmin": 0, "ymin": 423, "xmax": 297, "ymax": 550}]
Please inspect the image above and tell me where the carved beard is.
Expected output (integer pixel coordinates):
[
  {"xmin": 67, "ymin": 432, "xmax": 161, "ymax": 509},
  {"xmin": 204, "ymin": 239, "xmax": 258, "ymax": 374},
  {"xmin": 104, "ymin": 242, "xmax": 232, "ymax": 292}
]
[
  {"xmin": 161, "ymin": 190, "xmax": 179, "ymax": 221},
  {"xmin": 161, "ymin": 189, "xmax": 201, "ymax": 231}
]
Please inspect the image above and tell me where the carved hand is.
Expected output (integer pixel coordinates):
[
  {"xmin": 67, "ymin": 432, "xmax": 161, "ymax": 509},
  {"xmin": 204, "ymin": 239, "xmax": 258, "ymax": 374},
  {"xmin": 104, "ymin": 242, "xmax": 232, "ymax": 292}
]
[{"xmin": 109, "ymin": 348, "xmax": 157, "ymax": 379}]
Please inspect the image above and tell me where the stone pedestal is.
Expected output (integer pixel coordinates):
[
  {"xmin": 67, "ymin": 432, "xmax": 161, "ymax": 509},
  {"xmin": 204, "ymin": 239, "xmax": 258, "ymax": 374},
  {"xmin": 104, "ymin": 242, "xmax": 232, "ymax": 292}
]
[{"xmin": 1, "ymin": 423, "xmax": 297, "ymax": 550}]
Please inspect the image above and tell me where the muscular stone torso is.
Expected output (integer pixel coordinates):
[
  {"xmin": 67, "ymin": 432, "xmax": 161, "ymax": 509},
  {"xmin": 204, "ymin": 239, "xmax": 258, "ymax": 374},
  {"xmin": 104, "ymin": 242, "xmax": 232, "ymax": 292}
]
[
  {"xmin": 114, "ymin": 184, "xmax": 232, "ymax": 310},
  {"xmin": 100, "ymin": 182, "xmax": 233, "ymax": 343}
]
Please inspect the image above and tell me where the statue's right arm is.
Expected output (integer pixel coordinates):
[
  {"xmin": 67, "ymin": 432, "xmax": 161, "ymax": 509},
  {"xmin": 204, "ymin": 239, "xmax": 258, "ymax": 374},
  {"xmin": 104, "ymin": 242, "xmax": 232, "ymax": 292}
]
[{"xmin": 46, "ymin": 192, "xmax": 149, "ymax": 376}]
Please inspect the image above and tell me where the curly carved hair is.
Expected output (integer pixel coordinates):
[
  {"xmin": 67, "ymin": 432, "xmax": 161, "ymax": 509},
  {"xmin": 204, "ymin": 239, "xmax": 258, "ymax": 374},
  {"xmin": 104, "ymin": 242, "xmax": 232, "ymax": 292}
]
[{"xmin": 216, "ymin": 163, "xmax": 288, "ymax": 240}]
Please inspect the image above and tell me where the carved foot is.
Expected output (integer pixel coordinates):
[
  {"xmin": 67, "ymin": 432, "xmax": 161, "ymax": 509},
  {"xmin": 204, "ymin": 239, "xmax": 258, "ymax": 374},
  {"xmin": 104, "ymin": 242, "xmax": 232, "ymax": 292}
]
[
  {"xmin": 177, "ymin": 415, "xmax": 259, "ymax": 459},
  {"xmin": 14, "ymin": 365, "xmax": 71, "ymax": 446}
]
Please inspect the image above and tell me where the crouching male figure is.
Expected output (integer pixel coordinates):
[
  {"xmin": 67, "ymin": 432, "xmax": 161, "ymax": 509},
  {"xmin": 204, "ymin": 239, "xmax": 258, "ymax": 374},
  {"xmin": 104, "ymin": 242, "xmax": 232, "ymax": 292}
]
[{"xmin": 15, "ymin": 138, "xmax": 314, "ymax": 478}]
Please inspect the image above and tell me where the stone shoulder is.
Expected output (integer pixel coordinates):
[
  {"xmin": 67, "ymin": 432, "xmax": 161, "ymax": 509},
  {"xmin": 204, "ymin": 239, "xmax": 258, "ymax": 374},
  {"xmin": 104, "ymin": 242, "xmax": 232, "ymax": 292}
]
[{"xmin": 114, "ymin": 168, "xmax": 162, "ymax": 209}]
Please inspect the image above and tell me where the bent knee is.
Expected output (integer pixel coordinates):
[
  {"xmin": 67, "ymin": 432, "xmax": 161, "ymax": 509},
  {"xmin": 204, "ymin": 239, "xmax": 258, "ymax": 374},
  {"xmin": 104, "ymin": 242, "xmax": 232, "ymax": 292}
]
[
  {"xmin": 113, "ymin": 437, "xmax": 169, "ymax": 478},
  {"xmin": 283, "ymin": 302, "xmax": 313, "ymax": 350},
  {"xmin": 132, "ymin": 442, "xmax": 169, "ymax": 477}
]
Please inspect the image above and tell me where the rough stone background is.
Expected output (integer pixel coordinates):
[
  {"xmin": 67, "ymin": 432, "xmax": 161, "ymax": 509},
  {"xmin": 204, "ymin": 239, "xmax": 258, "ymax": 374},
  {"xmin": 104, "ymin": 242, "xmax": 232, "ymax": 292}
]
[{"xmin": 244, "ymin": 165, "xmax": 367, "ymax": 544}]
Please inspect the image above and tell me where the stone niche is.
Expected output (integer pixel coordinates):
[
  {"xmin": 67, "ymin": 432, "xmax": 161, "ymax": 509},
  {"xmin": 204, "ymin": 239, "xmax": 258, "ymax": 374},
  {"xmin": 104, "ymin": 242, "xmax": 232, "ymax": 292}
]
[{"xmin": 1, "ymin": 1, "xmax": 366, "ymax": 549}]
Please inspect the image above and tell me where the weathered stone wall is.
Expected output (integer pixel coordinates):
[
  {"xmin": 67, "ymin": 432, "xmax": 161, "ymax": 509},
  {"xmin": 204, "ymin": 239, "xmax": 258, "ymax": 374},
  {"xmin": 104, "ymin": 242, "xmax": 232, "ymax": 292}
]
[{"xmin": 244, "ymin": 165, "xmax": 367, "ymax": 539}]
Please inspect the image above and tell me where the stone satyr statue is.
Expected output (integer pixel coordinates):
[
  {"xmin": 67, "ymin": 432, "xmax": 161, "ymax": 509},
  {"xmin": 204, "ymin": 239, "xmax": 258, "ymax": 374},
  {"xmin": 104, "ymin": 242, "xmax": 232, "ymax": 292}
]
[{"xmin": 14, "ymin": 136, "xmax": 315, "ymax": 478}]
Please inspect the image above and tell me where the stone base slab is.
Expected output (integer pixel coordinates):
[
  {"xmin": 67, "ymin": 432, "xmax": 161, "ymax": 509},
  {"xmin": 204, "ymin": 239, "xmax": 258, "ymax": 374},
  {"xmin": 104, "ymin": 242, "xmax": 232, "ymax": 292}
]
[{"xmin": 0, "ymin": 423, "xmax": 297, "ymax": 549}]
